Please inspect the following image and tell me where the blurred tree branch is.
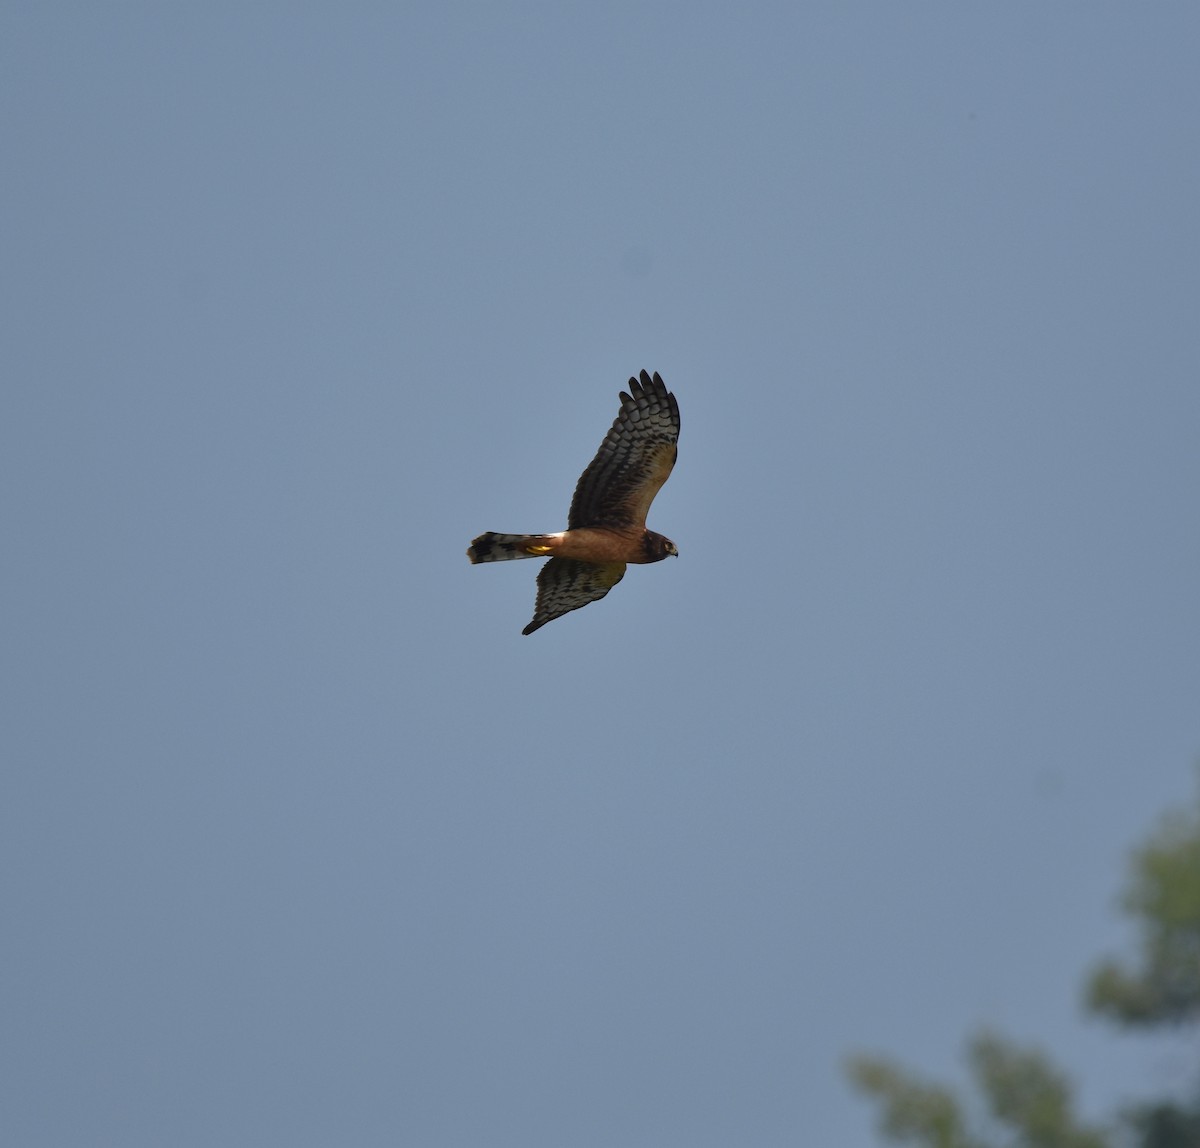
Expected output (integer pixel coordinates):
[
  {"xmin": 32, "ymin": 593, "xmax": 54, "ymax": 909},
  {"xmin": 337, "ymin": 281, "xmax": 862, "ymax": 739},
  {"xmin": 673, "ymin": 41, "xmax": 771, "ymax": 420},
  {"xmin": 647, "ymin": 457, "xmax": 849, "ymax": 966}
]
[
  {"xmin": 845, "ymin": 1054, "xmax": 979, "ymax": 1148},
  {"xmin": 1086, "ymin": 780, "xmax": 1200, "ymax": 1026},
  {"xmin": 847, "ymin": 1031, "xmax": 1109, "ymax": 1148},
  {"xmin": 847, "ymin": 768, "xmax": 1200, "ymax": 1148}
]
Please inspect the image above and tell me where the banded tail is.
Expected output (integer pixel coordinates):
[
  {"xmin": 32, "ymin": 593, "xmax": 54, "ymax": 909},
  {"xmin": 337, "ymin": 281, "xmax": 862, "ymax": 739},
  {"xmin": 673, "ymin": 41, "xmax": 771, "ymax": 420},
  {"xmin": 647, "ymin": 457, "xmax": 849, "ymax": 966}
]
[{"xmin": 467, "ymin": 532, "xmax": 561, "ymax": 563}]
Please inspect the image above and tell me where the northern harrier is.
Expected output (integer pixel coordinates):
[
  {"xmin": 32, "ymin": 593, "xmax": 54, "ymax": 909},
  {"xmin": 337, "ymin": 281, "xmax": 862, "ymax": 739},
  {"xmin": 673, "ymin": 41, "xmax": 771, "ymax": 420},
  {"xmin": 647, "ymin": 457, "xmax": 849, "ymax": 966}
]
[{"xmin": 467, "ymin": 370, "xmax": 680, "ymax": 635}]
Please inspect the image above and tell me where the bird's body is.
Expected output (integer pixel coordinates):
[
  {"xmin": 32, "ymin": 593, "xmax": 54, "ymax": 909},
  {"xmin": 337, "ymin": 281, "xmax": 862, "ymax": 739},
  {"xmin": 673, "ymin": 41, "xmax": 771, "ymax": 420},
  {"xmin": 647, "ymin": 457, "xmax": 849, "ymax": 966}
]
[
  {"xmin": 467, "ymin": 370, "xmax": 680, "ymax": 634},
  {"xmin": 468, "ymin": 526, "xmax": 675, "ymax": 566}
]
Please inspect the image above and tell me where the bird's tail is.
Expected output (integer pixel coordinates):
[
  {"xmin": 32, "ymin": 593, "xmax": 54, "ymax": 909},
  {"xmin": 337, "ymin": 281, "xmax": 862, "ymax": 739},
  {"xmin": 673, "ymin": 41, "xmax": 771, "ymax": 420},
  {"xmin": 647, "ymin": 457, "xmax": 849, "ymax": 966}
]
[{"xmin": 467, "ymin": 532, "xmax": 559, "ymax": 563}]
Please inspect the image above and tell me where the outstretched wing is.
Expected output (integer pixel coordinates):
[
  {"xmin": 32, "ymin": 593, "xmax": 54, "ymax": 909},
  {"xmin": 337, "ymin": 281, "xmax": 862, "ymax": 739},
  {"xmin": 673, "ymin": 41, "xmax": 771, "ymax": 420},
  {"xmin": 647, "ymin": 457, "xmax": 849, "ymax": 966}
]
[
  {"xmin": 523, "ymin": 559, "xmax": 626, "ymax": 635},
  {"xmin": 567, "ymin": 371, "xmax": 680, "ymax": 529}
]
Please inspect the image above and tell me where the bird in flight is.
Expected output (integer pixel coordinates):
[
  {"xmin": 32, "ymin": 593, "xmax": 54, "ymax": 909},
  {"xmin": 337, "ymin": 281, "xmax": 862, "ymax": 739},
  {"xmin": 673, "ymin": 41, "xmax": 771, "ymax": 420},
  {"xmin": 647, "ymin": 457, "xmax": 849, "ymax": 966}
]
[{"xmin": 467, "ymin": 370, "xmax": 680, "ymax": 635}]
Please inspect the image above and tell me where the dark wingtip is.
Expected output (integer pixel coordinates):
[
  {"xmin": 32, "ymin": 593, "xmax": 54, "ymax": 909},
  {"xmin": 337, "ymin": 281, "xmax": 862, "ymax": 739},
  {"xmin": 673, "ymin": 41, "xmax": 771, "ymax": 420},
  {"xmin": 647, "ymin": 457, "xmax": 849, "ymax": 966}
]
[
  {"xmin": 628, "ymin": 369, "xmax": 668, "ymax": 402},
  {"xmin": 632, "ymin": 369, "xmax": 669, "ymax": 398}
]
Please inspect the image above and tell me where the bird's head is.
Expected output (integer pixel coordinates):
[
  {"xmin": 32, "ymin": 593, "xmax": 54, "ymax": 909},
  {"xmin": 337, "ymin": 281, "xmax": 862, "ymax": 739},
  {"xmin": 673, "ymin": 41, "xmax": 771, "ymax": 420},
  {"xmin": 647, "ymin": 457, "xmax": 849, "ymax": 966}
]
[{"xmin": 643, "ymin": 531, "xmax": 678, "ymax": 562}]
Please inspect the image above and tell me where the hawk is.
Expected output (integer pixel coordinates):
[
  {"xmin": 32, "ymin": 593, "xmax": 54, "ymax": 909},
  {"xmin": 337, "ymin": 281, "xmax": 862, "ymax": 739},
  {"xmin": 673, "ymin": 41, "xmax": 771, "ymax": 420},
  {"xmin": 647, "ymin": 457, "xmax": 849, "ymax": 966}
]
[{"xmin": 467, "ymin": 370, "xmax": 680, "ymax": 635}]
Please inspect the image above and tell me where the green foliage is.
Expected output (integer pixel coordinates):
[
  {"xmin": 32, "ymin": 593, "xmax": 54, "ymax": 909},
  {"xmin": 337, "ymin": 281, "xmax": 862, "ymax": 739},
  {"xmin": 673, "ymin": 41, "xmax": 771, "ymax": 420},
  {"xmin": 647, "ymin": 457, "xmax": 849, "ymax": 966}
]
[
  {"xmin": 845, "ymin": 1055, "xmax": 977, "ymax": 1148},
  {"xmin": 847, "ymin": 1034, "xmax": 1110, "ymax": 1148},
  {"xmin": 848, "ymin": 768, "xmax": 1200, "ymax": 1148},
  {"xmin": 1125, "ymin": 1101, "xmax": 1200, "ymax": 1148},
  {"xmin": 966, "ymin": 1031, "xmax": 1110, "ymax": 1148},
  {"xmin": 1086, "ymin": 777, "xmax": 1200, "ymax": 1026}
]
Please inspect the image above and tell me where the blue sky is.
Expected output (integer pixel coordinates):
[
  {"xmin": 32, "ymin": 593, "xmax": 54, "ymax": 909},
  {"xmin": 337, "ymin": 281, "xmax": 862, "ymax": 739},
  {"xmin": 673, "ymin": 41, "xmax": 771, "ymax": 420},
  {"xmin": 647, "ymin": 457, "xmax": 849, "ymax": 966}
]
[{"xmin": 3, "ymin": 5, "xmax": 1199, "ymax": 1146}]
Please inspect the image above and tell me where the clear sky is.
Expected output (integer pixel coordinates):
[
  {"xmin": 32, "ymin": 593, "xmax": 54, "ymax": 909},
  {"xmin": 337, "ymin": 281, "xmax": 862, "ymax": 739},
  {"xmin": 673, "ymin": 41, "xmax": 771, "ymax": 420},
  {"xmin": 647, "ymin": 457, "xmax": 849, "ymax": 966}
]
[{"xmin": 3, "ymin": 4, "xmax": 1198, "ymax": 1146}]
